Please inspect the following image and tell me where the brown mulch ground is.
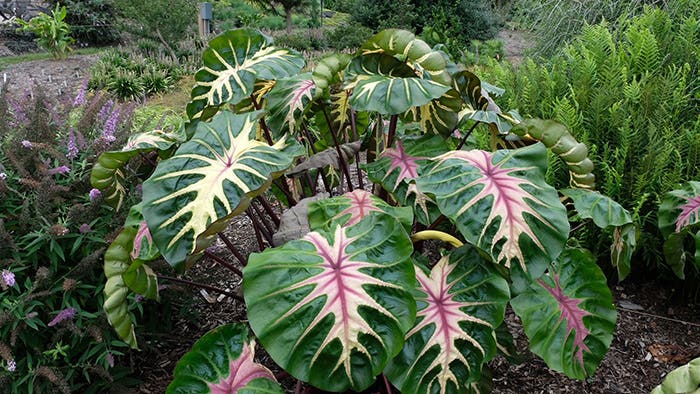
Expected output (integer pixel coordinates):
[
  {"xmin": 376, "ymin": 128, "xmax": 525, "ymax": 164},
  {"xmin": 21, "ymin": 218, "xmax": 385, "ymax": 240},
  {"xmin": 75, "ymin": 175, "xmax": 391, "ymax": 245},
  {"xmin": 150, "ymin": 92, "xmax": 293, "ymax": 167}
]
[{"xmin": 1, "ymin": 54, "xmax": 98, "ymax": 99}]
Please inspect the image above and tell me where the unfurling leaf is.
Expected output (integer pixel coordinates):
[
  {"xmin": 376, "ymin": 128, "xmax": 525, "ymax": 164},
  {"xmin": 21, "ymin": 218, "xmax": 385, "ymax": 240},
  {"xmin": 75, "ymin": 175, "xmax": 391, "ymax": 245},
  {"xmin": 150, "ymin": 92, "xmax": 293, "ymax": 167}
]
[
  {"xmin": 244, "ymin": 213, "xmax": 416, "ymax": 392},
  {"xmin": 511, "ymin": 249, "xmax": 616, "ymax": 380},
  {"xmin": 103, "ymin": 227, "xmax": 139, "ymax": 348},
  {"xmin": 385, "ymin": 245, "xmax": 509, "ymax": 394},
  {"xmin": 167, "ymin": 323, "xmax": 283, "ymax": 394}
]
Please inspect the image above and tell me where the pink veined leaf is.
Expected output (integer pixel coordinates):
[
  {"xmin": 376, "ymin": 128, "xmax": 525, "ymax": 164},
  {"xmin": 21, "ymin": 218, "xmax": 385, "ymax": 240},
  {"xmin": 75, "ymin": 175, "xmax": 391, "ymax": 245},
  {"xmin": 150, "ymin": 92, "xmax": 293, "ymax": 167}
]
[
  {"xmin": 676, "ymin": 195, "xmax": 700, "ymax": 233},
  {"xmin": 381, "ymin": 141, "xmax": 422, "ymax": 190},
  {"xmin": 335, "ymin": 189, "xmax": 382, "ymax": 226},
  {"xmin": 269, "ymin": 225, "xmax": 402, "ymax": 385},
  {"xmin": 284, "ymin": 79, "xmax": 315, "ymax": 133},
  {"xmin": 131, "ymin": 221, "xmax": 153, "ymax": 260},
  {"xmin": 436, "ymin": 150, "xmax": 554, "ymax": 271},
  {"xmin": 208, "ymin": 341, "xmax": 276, "ymax": 394},
  {"xmin": 406, "ymin": 183, "xmax": 435, "ymax": 220},
  {"xmin": 537, "ymin": 275, "xmax": 591, "ymax": 367},
  {"xmin": 409, "ymin": 257, "xmax": 492, "ymax": 392}
]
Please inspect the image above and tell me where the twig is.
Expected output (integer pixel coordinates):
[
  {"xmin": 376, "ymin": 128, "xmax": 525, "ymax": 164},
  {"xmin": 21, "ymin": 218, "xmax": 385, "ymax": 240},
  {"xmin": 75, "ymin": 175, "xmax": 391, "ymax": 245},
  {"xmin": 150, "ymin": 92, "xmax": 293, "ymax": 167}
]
[
  {"xmin": 203, "ymin": 250, "xmax": 243, "ymax": 277},
  {"xmin": 157, "ymin": 275, "xmax": 243, "ymax": 303},
  {"xmin": 618, "ymin": 308, "xmax": 700, "ymax": 328},
  {"xmin": 322, "ymin": 107, "xmax": 354, "ymax": 191}
]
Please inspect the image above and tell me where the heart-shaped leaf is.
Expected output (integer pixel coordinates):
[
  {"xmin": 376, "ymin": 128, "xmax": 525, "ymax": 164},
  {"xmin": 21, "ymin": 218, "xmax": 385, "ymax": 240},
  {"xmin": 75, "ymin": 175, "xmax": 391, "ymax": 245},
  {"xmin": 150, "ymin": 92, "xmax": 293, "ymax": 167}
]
[
  {"xmin": 561, "ymin": 188, "xmax": 632, "ymax": 228},
  {"xmin": 307, "ymin": 189, "xmax": 413, "ymax": 232},
  {"xmin": 510, "ymin": 248, "xmax": 617, "ymax": 380},
  {"xmin": 385, "ymin": 245, "xmax": 510, "ymax": 394},
  {"xmin": 401, "ymin": 89, "xmax": 462, "ymax": 136},
  {"xmin": 91, "ymin": 128, "xmax": 185, "ymax": 210},
  {"xmin": 167, "ymin": 323, "xmax": 282, "ymax": 394},
  {"xmin": 142, "ymin": 110, "xmax": 303, "ymax": 270},
  {"xmin": 659, "ymin": 181, "xmax": 700, "ymax": 238},
  {"xmin": 417, "ymin": 143, "xmax": 569, "ymax": 291},
  {"xmin": 345, "ymin": 53, "xmax": 451, "ymax": 115},
  {"xmin": 187, "ymin": 28, "xmax": 304, "ymax": 121},
  {"xmin": 266, "ymin": 73, "xmax": 316, "ymax": 137},
  {"xmin": 244, "ymin": 214, "xmax": 416, "ymax": 392}
]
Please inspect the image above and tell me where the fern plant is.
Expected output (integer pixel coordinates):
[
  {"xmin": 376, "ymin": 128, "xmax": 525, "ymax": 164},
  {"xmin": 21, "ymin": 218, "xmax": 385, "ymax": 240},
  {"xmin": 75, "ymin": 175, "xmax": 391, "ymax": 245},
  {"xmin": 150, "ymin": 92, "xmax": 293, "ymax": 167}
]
[{"xmin": 477, "ymin": 4, "xmax": 700, "ymax": 276}]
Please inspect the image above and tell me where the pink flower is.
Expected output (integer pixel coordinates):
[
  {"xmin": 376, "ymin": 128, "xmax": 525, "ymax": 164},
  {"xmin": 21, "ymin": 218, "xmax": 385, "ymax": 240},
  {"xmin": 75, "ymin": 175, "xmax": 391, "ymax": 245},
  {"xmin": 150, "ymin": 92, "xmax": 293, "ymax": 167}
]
[
  {"xmin": 79, "ymin": 223, "xmax": 92, "ymax": 234},
  {"xmin": 47, "ymin": 166, "xmax": 70, "ymax": 175},
  {"xmin": 48, "ymin": 307, "xmax": 77, "ymax": 327},
  {"xmin": 1, "ymin": 270, "xmax": 15, "ymax": 287}
]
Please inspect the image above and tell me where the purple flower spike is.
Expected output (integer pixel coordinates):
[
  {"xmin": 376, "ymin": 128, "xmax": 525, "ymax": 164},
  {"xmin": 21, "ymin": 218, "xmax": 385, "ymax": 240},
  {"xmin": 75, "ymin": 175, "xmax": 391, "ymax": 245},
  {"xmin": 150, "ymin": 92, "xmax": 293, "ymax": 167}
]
[
  {"xmin": 48, "ymin": 307, "xmax": 77, "ymax": 327},
  {"xmin": 89, "ymin": 188, "xmax": 102, "ymax": 201},
  {"xmin": 47, "ymin": 166, "xmax": 71, "ymax": 175},
  {"xmin": 2, "ymin": 270, "xmax": 15, "ymax": 287},
  {"xmin": 79, "ymin": 223, "xmax": 92, "ymax": 234},
  {"xmin": 6, "ymin": 359, "xmax": 16, "ymax": 372},
  {"xmin": 66, "ymin": 131, "xmax": 79, "ymax": 160},
  {"xmin": 21, "ymin": 140, "xmax": 32, "ymax": 149},
  {"xmin": 73, "ymin": 80, "xmax": 88, "ymax": 107}
]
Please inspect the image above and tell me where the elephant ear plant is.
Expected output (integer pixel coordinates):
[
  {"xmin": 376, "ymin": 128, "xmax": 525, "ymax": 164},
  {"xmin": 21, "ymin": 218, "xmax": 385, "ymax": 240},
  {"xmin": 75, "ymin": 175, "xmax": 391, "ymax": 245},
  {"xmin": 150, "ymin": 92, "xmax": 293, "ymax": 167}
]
[{"xmin": 93, "ymin": 28, "xmax": 635, "ymax": 392}]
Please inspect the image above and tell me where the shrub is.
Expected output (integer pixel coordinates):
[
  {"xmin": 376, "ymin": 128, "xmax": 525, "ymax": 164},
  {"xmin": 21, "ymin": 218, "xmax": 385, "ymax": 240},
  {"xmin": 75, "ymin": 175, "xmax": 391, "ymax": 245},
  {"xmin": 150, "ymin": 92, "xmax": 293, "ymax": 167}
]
[
  {"xmin": 57, "ymin": 0, "xmax": 121, "ymax": 46},
  {"xmin": 350, "ymin": 0, "xmax": 416, "ymax": 31},
  {"xmin": 325, "ymin": 22, "xmax": 373, "ymax": 50},
  {"xmin": 412, "ymin": 0, "xmax": 501, "ymax": 45},
  {"xmin": 273, "ymin": 29, "xmax": 326, "ymax": 51},
  {"xmin": 476, "ymin": 4, "xmax": 700, "ymax": 274},
  {"xmin": 15, "ymin": 4, "xmax": 74, "ymax": 59},
  {"xmin": 0, "ymin": 85, "xmax": 149, "ymax": 392}
]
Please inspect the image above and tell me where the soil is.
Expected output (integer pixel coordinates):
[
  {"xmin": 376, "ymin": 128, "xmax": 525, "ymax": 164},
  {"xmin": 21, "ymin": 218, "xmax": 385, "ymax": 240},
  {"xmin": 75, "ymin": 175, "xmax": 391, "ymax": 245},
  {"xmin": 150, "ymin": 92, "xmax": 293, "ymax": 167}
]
[{"xmin": 4, "ymin": 35, "xmax": 699, "ymax": 394}]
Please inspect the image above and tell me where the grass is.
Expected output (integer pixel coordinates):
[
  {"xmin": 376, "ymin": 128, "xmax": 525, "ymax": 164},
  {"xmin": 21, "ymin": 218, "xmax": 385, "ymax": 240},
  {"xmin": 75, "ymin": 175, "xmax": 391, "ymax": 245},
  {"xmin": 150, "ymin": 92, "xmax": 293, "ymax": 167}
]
[{"xmin": 0, "ymin": 47, "xmax": 102, "ymax": 71}]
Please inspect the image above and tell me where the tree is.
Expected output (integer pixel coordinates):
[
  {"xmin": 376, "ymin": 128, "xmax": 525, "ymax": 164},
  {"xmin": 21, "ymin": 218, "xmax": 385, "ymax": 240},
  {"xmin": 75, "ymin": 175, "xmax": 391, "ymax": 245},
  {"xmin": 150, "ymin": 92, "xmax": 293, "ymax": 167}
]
[{"xmin": 250, "ymin": 0, "xmax": 311, "ymax": 33}]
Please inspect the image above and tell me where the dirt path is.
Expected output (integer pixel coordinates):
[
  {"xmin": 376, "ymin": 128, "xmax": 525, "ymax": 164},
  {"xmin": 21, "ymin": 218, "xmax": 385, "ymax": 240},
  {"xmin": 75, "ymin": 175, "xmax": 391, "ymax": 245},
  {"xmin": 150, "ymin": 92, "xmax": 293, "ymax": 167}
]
[{"xmin": 498, "ymin": 29, "xmax": 534, "ymax": 66}]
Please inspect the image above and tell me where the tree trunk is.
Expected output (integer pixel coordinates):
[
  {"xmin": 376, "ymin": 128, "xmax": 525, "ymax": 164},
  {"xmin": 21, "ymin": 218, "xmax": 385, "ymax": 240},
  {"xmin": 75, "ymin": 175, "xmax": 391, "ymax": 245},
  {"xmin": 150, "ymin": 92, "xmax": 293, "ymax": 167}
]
[{"xmin": 285, "ymin": 7, "xmax": 293, "ymax": 34}]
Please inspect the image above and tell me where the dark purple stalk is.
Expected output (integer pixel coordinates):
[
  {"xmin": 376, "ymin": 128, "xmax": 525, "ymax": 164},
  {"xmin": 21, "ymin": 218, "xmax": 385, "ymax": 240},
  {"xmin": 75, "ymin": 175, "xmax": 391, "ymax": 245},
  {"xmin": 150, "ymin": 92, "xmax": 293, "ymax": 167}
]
[
  {"xmin": 349, "ymin": 109, "xmax": 364, "ymax": 189},
  {"xmin": 386, "ymin": 114, "xmax": 398, "ymax": 149},
  {"xmin": 257, "ymin": 197, "xmax": 280, "ymax": 227},
  {"xmin": 322, "ymin": 107, "xmax": 354, "ymax": 191},
  {"xmin": 301, "ymin": 124, "xmax": 332, "ymax": 194},
  {"xmin": 295, "ymin": 380, "xmax": 302, "ymax": 394},
  {"xmin": 247, "ymin": 208, "xmax": 270, "ymax": 250},
  {"xmin": 218, "ymin": 233, "xmax": 248, "ymax": 266},
  {"xmin": 428, "ymin": 215, "xmax": 447, "ymax": 230},
  {"xmin": 203, "ymin": 250, "xmax": 243, "ymax": 277},
  {"xmin": 252, "ymin": 201, "xmax": 276, "ymax": 236},
  {"xmin": 456, "ymin": 121, "xmax": 481, "ymax": 150},
  {"xmin": 383, "ymin": 374, "xmax": 393, "ymax": 394},
  {"xmin": 157, "ymin": 275, "xmax": 244, "ymax": 303},
  {"xmin": 250, "ymin": 95, "xmax": 274, "ymax": 145},
  {"xmin": 274, "ymin": 178, "xmax": 297, "ymax": 206},
  {"xmin": 139, "ymin": 152, "xmax": 157, "ymax": 167}
]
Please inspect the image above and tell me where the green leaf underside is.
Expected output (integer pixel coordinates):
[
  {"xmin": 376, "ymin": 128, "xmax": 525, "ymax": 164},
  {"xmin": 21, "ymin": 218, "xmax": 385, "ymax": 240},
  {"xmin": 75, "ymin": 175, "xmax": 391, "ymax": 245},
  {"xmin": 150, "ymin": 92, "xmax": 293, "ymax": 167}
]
[
  {"xmin": 364, "ymin": 135, "xmax": 447, "ymax": 225},
  {"xmin": 168, "ymin": 323, "xmax": 281, "ymax": 394},
  {"xmin": 123, "ymin": 260, "xmax": 159, "ymax": 301},
  {"xmin": 103, "ymin": 227, "xmax": 138, "ymax": 348},
  {"xmin": 659, "ymin": 181, "xmax": 700, "ymax": 237},
  {"xmin": 244, "ymin": 214, "xmax": 416, "ymax": 392},
  {"xmin": 308, "ymin": 189, "xmax": 413, "ymax": 232},
  {"xmin": 143, "ymin": 110, "xmax": 302, "ymax": 270},
  {"xmin": 188, "ymin": 28, "xmax": 304, "ymax": 120},
  {"xmin": 386, "ymin": 246, "xmax": 509, "ymax": 394},
  {"xmin": 345, "ymin": 53, "xmax": 450, "ymax": 115},
  {"xmin": 511, "ymin": 249, "xmax": 616, "ymax": 380},
  {"xmin": 266, "ymin": 73, "xmax": 316, "ymax": 137},
  {"xmin": 417, "ymin": 143, "xmax": 569, "ymax": 291},
  {"xmin": 651, "ymin": 357, "xmax": 700, "ymax": 394},
  {"xmin": 561, "ymin": 188, "xmax": 632, "ymax": 228}
]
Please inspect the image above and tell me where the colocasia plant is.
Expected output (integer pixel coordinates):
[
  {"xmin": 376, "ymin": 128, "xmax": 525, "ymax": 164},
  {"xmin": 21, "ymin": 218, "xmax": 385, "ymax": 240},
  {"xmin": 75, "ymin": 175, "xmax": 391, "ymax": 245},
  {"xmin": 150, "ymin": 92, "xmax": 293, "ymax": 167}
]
[{"xmin": 94, "ymin": 28, "xmax": 636, "ymax": 392}]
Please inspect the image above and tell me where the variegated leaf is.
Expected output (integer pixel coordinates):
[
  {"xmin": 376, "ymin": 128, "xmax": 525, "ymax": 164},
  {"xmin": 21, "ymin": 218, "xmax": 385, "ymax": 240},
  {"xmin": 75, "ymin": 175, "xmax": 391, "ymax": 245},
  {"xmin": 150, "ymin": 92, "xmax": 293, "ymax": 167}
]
[
  {"xmin": 659, "ymin": 181, "xmax": 700, "ymax": 237},
  {"xmin": 187, "ymin": 28, "xmax": 304, "ymax": 121},
  {"xmin": 385, "ymin": 245, "xmax": 509, "ymax": 394},
  {"xmin": 364, "ymin": 135, "xmax": 448, "ymax": 225},
  {"xmin": 244, "ymin": 214, "xmax": 416, "ymax": 392},
  {"xmin": 91, "ymin": 128, "xmax": 185, "ymax": 210},
  {"xmin": 402, "ymin": 89, "xmax": 462, "ymax": 136},
  {"xmin": 308, "ymin": 189, "xmax": 413, "ymax": 231},
  {"xmin": 417, "ymin": 143, "xmax": 569, "ymax": 292},
  {"xmin": 511, "ymin": 249, "xmax": 616, "ymax": 380},
  {"xmin": 123, "ymin": 259, "xmax": 159, "ymax": 301},
  {"xmin": 266, "ymin": 73, "xmax": 316, "ymax": 137},
  {"xmin": 168, "ymin": 323, "xmax": 283, "ymax": 394},
  {"xmin": 142, "ymin": 110, "xmax": 303, "ymax": 270},
  {"xmin": 344, "ymin": 53, "xmax": 451, "ymax": 115}
]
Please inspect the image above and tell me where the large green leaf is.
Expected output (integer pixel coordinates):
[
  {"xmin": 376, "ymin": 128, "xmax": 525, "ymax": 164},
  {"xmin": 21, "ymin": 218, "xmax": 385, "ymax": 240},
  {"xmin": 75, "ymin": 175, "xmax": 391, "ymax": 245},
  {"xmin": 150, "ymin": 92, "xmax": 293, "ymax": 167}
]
[
  {"xmin": 659, "ymin": 181, "xmax": 700, "ymax": 238},
  {"xmin": 142, "ymin": 110, "xmax": 303, "ymax": 270},
  {"xmin": 651, "ymin": 356, "xmax": 700, "ymax": 394},
  {"xmin": 402, "ymin": 89, "xmax": 462, "ymax": 136},
  {"xmin": 91, "ymin": 128, "xmax": 185, "ymax": 210},
  {"xmin": 385, "ymin": 245, "xmax": 510, "ymax": 394},
  {"xmin": 307, "ymin": 189, "xmax": 413, "ymax": 232},
  {"xmin": 187, "ymin": 28, "xmax": 305, "ymax": 121},
  {"xmin": 168, "ymin": 323, "xmax": 283, "ymax": 394},
  {"xmin": 344, "ymin": 53, "xmax": 451, "ymax": 115},
  {"xmin": 266, "ymin": 73, "xmax": 316, "ymax": 138},
  {"xmin": 510, "ymin": 249, "xmax": 617, "ymax": 380},
  {"xmin": 103, "ymin": 227, "xmax": 138, "ymax": 349},
  {"xmin": 123, "ymin": 260, "xmax": 159, "ymax": 301},
  {"xmin": 417, "ymin": 143, "xmax": 569, "ymax": 291},
  {"xmin": 244, "ymin": 213, "xmax": 416, "ymax": 392}
]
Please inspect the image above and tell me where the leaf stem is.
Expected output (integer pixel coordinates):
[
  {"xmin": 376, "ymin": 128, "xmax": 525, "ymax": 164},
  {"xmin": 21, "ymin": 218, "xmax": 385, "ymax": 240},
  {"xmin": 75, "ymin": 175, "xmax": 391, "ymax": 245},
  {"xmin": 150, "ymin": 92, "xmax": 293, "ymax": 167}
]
[
  {"xmin": 157, "ymin": 275, "xmax": 244, "ymax": 303},
  {"xmin": 217, "ymin": 233, "xmax": 248, "ymax": 266},
  {"xmin": 349, "ymin": 109, "xmax": 364, "ymax": 189},
  {"xmin": 322, "ymin": 106, "xmax": 354, "ymax": 191},
  {"xmin": 456, "ymin": 121, "xmax": 481, "ymax": 150},
  {"xmin": 386, "ymin": 114, "xmax": 398, "ymax": 149},
  {"xmin": 411, "ymin": 230, "xmax": 463, "ymax": 248},
  {"xmin": 301, "ymin": 124, "xmax": 332, "ymax": 194},
  {"xmin": 203, "ymin": 249, "xmax": 243, "ymax": 277},
  {"xmin": 383, "ymin": 374, "xmax": 393, "ymax": 394},
  {"xmin": 250, "ymin": 95, "xmax": 274, "ymax": 145},
  {"xmin": 247, "ymin": 208, "xmax": 271, "ymax": 250},
  {"xmin": 256, "ymin": 196, "xmax": 281, "ymax": 227},
  {"xmin": 252, "ymin": 201, "xmax": 276, "ymax": 236}
]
